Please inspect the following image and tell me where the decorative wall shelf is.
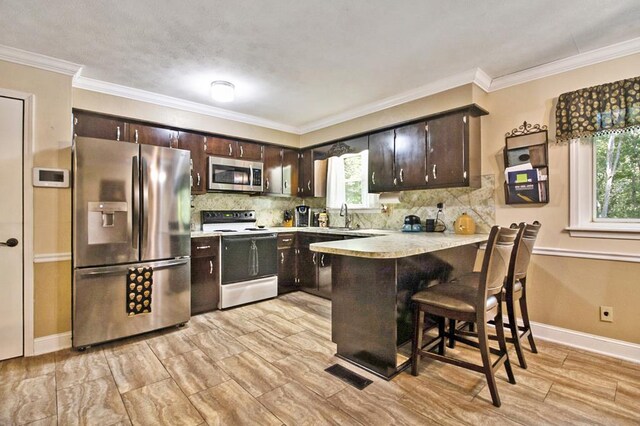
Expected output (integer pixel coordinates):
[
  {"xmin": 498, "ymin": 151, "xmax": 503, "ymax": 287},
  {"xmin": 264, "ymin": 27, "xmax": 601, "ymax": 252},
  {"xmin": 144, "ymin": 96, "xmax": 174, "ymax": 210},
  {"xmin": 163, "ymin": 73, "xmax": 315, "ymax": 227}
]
[{"xmin": 503, "ymin": 121, "xmax": 549, "ymax": 205}]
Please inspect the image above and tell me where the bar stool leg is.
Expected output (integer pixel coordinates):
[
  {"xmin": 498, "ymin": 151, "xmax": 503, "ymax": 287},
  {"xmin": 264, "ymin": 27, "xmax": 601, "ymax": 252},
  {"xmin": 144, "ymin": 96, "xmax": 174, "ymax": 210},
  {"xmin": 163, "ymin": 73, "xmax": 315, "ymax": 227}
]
[
  {"xmin": 438, "ymin": 317, "xmax": 447, "ymax": 355},
  {"xmin": 495, "ymin": 307, "xmax": 516, "ymax": 385},
  {"xmin": 411, "ymin": 306, "xmax": 424, "ymax": 376},
  {"xmin": 519, "ymin": 279, "xmax": 538, "ymax": 354},
  {"xmin": 507, "ymin": 296, "xmax": 527, "ymax": 369},
  {"xmin": 477, "ymin": 315, "xmax": 501, "ymax": 407}
]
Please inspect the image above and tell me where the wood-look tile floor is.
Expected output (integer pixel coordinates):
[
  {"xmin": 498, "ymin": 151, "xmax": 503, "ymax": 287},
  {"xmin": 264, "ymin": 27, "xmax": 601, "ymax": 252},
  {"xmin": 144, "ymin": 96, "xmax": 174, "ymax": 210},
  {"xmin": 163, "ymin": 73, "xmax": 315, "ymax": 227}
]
[{"xmin": 2, "ymin": 291, "xmax": 640, "ymax": 425}]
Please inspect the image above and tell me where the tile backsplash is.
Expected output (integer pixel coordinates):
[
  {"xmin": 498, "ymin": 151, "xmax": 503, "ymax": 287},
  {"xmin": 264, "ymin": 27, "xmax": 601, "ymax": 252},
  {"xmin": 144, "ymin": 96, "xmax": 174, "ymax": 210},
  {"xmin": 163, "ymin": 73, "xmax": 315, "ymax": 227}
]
[
  {"xmin": 328, "ymin": 175, "xmax": 496, "ymax": 233},
  {"xmin": 191, "ymin": 174, "xmax": 495, "ymax": 232},
  {"xmin": 191, "ymin": 193, "xmax": 325, "ymax": 229}
]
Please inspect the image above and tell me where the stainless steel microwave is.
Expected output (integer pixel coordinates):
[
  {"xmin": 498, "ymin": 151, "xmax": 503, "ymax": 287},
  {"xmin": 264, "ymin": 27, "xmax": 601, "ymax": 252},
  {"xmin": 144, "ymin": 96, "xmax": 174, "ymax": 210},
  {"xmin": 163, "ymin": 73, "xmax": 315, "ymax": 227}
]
[{"xmin": 208, "ymin": 156, "xmax": 263, "ymax": 192}]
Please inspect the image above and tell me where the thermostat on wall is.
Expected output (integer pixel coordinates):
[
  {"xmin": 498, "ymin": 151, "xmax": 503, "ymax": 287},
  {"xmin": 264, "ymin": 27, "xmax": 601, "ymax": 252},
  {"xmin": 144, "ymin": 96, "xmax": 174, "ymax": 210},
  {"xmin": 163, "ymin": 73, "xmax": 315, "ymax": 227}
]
[{"xmin": 33, "ymin": 167, "xmax": 69, "ymax": 188}]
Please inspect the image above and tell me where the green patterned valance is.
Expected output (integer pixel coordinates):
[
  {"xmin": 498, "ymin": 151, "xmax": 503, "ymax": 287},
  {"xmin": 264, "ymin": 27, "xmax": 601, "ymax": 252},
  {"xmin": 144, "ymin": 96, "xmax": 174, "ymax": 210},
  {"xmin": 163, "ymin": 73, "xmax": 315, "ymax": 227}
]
[{"xmin": 555, "ymin": 76, "xmax": 640, "ymax": 143}]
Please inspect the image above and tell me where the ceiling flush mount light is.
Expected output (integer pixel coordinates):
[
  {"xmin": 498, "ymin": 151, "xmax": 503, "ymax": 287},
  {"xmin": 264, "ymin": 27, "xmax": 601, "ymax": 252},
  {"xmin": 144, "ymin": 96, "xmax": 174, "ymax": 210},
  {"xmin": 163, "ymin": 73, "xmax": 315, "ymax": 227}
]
[{"xmin": 210, "ymin": 80, "xmax": 235, "ymax": 102}]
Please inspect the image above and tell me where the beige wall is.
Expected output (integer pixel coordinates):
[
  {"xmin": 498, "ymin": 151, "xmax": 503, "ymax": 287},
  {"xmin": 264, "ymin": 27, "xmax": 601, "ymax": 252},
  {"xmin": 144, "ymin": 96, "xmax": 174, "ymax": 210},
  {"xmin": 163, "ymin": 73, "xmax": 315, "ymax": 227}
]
[
  {"xmin": 0, "ymin": 60, "xmax": 73, "ymax": 338},
  {"xmin": 4, "ymin": 52, "xmax": 640, "ymax": 344},
  {"xmin": 73, "ymin": 88, "xmax": 300, "ymax": 148},
  {"xmin": 299, "ymin": 84, "xmax": 475, "ymax": 146},
  {"xmin": 483, "ymin": 54, "xmax": 640, "ymax": 344}
]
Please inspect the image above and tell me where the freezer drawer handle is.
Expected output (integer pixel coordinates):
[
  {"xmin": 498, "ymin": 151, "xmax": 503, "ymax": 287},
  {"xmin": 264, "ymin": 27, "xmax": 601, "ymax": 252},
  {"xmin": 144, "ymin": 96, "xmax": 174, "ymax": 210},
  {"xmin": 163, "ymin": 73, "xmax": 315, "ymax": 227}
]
[{"xmin": 78, "ymin": 258, "xmax": 189, "ymax": 276}]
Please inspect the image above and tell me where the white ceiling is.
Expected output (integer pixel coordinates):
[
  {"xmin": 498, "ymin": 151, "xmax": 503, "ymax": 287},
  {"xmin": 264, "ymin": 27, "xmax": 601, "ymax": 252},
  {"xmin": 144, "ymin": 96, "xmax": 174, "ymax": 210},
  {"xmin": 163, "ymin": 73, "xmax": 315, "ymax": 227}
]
[{"xmin": 1, "ymin": 1, "xmax": 639, "ymax": 131}]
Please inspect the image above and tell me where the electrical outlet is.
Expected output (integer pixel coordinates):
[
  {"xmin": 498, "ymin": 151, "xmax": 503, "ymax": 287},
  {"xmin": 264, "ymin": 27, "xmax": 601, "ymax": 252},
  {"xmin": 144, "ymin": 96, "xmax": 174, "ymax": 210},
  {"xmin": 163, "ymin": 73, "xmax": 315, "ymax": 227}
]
[{"xmin": 600, "ymin": 306, "xmax": 613, "ymax": 322}]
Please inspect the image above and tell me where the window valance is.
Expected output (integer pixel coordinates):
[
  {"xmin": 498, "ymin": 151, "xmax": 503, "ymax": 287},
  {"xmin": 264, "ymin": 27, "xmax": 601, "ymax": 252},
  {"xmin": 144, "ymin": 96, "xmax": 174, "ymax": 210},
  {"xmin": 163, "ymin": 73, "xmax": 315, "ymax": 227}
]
[{"xmin": 555, "ymin": 76, "xmax": 640, "ymax": 143}]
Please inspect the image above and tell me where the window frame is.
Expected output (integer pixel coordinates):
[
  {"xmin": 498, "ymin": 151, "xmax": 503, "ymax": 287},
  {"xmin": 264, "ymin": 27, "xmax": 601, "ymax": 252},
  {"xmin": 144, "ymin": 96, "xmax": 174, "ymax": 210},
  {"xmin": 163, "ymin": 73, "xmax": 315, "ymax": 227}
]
[{"xmin": 567, "ymin": 137, "xmax": 640, "ymax": 240}]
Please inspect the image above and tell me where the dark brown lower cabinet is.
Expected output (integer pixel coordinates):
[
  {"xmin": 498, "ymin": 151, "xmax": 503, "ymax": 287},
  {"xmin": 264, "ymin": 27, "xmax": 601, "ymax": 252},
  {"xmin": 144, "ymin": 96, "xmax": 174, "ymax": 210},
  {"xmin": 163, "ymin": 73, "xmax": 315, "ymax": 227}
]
[
  {"xmin": 190, "ymin": 237, "xmax": 220, "ymax": 314},
  {"xmin": 295, "ymin": 233, "xmax": 358, "ymax": 300},
  {"xmin": 277, "ymin": 233, "xmax": 298, "ymax": 294}
]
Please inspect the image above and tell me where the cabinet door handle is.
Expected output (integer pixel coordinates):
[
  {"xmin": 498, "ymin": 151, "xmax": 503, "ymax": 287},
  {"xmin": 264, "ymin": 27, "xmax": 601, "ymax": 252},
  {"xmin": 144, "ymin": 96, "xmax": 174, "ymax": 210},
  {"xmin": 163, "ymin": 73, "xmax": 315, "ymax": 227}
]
[
  {"xmin": 393, "ymin": 177, "xmax": 397, "ymax": 186},
  {"xmin": 116, "ymin": 126, "xmax": 121, "ymax": 141},
  {"xmin": 284, "ymin": 180, "xmax": 288, "ymax": 189},
  {"xmin": 399, "ymin": 168, "xmax": 404, "ymax": 183},
  {"xmin": 266, "ymin": 178, "xmax": 269, "ymax": 190},
  {"xmin": 196, "ymin": 245, "xmax": 211, "ymax": 250},
  {"xmin": 371, "ymin": 171, "xmax": 376, "ymax": 185},
  {"xmin": 209, "ymin": 260, "xmax": 213, "ymax": 275},
  {"xmin": 74, "ymin": 117, "xmax": 78, "ymax": 126},
  {"xmin": 228, "ymin": 143, "xmax": 233, "ymax": 156},
  {"xmin": 432, "ymin": 164, "xmax": 437, "ymax": 179},
  {"xmin": 197, "ymin": 172, "xmax": 201, "ymax": 186},
  {"xmin": 190, "ymin": 174, "xmax": 193, "ymax": 188},
  {"xmin": 281, "ymin": 252, "xmax": 284, "ymax": 264},
  {"xmin": 240, "ymin": 145, "xmax": 244, "ymax": 157},
  {"xmin": 307, "ymin": 180, "xmax": 311, "ymax": 191},
  {"xmin": 134, "ymin": 129, "xmax": 139, "ymax": 143},
  {"xmin": 425, "ymin": 174, "xmax": 429, "ymax": 183},
  {"xmin": 463, "ymin": 170, "xmax": 467, "ymax": 179},
  {"xmin": 320, "ymin": 254, "xmax": 325, "ymax": 267},
  {"xmin": 312, "ymin": 253, "xmax": 316, "ymax": 265}
]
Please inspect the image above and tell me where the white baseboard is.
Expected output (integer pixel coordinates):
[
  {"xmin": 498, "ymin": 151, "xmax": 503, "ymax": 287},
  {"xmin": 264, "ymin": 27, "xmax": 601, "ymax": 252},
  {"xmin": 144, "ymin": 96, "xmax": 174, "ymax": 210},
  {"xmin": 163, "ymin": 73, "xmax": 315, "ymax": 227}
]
[
  {"xmin": 530, "ymin": 321, "xmax": 640, "ymax": 364},
  {"xmin": 29, "ymin": 321, "xmax": 640, "ymax": 363},
  {"xmin": 33, "ymin": 331, "xmax": 72, "ymax": 355}
]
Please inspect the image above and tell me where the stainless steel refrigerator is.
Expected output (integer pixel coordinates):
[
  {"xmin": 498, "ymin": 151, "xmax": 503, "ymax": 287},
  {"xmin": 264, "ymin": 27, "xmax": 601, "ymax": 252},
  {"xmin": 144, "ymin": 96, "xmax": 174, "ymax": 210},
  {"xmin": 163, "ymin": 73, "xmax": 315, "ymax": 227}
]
[{"xmin": 72, "ymin": 137, "xmax": 191, "ymax": 348}]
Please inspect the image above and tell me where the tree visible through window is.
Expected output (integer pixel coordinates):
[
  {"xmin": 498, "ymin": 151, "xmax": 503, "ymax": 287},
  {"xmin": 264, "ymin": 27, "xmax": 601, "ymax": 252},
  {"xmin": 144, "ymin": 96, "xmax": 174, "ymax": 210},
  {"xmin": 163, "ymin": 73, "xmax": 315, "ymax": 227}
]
[
  {"xmin": 594, "ymin": 128, "xmax": 640, "ymax": 220},
  {"xmin": 343, "ymin": 154, "xmax": 363, "ymax": 206}
]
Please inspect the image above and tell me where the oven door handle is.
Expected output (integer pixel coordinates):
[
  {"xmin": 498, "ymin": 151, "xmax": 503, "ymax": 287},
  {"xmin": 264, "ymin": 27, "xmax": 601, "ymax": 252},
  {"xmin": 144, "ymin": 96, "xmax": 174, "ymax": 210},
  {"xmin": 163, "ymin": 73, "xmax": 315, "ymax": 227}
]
[{"xmin": 223, "ymin": 234, "xmax": 276, "ymax": 244}]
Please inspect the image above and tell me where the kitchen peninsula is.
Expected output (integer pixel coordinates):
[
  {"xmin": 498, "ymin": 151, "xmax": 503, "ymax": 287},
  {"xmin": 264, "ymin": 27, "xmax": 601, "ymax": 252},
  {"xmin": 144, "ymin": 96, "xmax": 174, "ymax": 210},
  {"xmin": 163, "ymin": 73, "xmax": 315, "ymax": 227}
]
[{"xmin": 310, "ymin": 232, "xmax": 488, "ymax": 379}]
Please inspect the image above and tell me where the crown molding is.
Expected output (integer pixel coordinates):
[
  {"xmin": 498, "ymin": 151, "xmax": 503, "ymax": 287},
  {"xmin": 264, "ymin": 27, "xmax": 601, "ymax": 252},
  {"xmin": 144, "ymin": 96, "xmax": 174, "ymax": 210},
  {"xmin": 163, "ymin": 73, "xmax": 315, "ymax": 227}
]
[
  {"xmin": 489, "ymin": 36, "xmax": 640, "ymax": 92},
  {"xmin": 298, "ymin": 68, "xmax": 487, "ymax": 134},
  {"xmin": 72, "ymin": 76, "xmax": 300, "ymax": 134},
  {"xmin": 0, "ymin": 44, "xmax": 82, "ymax": 76},
  {"xmin": 473, "ymin": 68, "xmax": 492, "ymax": 92}
]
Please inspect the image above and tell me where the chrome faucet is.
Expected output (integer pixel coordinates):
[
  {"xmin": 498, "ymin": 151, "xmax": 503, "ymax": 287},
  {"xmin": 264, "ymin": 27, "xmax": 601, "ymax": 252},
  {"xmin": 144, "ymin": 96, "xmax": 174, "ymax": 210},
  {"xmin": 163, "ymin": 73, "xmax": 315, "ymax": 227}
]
[{"xmin": 340, "ymin": 203, "xmax": 351, "ymax": 228}]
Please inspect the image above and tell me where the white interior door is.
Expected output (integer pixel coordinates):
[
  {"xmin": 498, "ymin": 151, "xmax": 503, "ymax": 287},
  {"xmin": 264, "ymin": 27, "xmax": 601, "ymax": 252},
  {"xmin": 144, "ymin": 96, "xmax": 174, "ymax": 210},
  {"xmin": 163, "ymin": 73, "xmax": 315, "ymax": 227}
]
[{"xmin": 0, "ymin": 95, "xmax": 24, "ymax": 360}]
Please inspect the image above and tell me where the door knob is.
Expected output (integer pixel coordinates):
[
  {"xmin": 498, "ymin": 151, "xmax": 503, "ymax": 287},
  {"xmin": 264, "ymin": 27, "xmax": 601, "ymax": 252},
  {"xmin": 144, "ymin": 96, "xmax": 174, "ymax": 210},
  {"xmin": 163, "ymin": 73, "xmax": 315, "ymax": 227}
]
[{"xmin": 1, "ymin": 238, "xmax": 18, "ymax": 247}]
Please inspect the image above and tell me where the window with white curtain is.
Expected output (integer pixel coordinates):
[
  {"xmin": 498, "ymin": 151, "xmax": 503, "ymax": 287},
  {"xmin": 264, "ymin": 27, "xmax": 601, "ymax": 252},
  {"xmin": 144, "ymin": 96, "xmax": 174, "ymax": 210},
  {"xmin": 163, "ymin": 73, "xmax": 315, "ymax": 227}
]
[{"xmin": 326, "ymin": 150, "xmax": 380, "ymax": 210}]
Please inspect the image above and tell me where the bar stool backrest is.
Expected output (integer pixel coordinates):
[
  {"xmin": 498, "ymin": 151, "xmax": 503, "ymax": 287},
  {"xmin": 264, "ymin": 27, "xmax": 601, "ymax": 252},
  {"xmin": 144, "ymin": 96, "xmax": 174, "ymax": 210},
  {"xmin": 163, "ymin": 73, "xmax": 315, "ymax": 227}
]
[
  {"xmin": 477, "ymin": 225, "xmax": 519, "ymax": 308},
  {"xmin": 511, "ymin": 221, "xmax": 541, "ymax": 281}
]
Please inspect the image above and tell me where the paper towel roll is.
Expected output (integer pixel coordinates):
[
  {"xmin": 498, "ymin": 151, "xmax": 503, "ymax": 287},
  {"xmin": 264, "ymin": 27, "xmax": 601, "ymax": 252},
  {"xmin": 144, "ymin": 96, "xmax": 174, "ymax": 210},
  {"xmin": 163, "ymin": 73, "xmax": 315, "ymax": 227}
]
[{"xmin": 378, "ymin": 192, "xmax": 402, "ymax": 204}]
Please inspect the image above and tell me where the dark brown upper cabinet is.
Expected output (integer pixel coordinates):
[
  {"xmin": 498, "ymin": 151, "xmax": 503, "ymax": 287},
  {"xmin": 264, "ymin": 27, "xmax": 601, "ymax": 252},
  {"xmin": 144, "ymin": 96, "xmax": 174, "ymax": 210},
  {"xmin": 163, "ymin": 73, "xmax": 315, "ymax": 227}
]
[
  {"xmin": 129, "ymin": 123, "xmax": 178, "ymax": 148},
  {"xmin": 206, "ymin": 137, "xmax": 263, "ymax": 161},
  {"xmin": 178, "ymin": 132, "xmax": 207, "ymax": 194},
  {"xmin": 299, "ymin": 149, "xmax": 328, "ymax": 198},
  {"xmin": 263, "ymin": 145, "xmax": 284, "ymax": 195},
  {"xmin": 298, "ymin": 149, "xmax": 313, "ymax": 196},
  {"xmin": 237, "ymin": 141, "xmax": 263, "ymax": 161},
  {"xmin": 425, "ymin": 111, "xmax": 480, "ymax": 189},
  {"xmin": 206, "ymin": 136, "xmax": 236, "ymax": 157},
  {"xmin": 394, "ymin": 122, "xmax": 427, "ymax": 189},
  {"xmin": 73, "ymin": 111, "xmax": 129, "ymax": 142},
  {"xmin": 262, "ymin": 146, "xmax": 298, "ymax": 196},
  {"xmin": 282, "ymin": 148, "xmax": 299, "ymax": 196},
  {"xmin": 368, "ymin": 129, "xmax": 396, "ymax": 192}
]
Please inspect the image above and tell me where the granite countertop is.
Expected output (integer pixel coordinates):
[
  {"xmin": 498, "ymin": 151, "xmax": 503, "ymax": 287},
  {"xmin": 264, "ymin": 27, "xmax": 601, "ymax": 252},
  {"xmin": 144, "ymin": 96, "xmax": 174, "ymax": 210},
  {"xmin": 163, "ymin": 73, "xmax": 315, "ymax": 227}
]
[
  {"xmin": 190, "ymin": 227, "xmax": 394, "ymax": 238},
  {"xmin": 309, "ymin": 232, "xmax": 489, "ymax": 259}
]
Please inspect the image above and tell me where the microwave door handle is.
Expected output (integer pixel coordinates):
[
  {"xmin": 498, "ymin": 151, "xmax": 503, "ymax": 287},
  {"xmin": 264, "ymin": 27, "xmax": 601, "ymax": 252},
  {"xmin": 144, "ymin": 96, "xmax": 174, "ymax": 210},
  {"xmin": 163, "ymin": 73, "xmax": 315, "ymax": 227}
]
[{"xmin": 132, "ymin": 156, "xmax": 139, "ymax": 250}]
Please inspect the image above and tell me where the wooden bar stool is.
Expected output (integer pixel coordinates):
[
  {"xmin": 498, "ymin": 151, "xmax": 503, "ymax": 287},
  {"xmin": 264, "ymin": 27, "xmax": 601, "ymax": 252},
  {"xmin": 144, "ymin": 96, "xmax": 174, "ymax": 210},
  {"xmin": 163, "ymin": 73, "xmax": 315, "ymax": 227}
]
[
  {"xmin": 410, "ymin": 225, "xmax": 520, "ymax": 407},
  {"xmin": 448, "ymin": 221, "xmax": 541, "ymax": 368},
  {"xmin": 502, "ymin": 221, "xmax": 541, "ymax": 368}
]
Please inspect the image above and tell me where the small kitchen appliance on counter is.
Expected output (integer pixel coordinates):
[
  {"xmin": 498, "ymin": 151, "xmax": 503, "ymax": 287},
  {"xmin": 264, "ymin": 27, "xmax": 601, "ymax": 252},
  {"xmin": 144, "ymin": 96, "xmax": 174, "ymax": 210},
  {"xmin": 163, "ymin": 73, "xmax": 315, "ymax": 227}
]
[
  {"xmin": 402, "ymin": 215, "xmax": 422, "ymax": 232},
  {"xmin": 201, "ymin": 210, "xmax": 277, "ymax": 308},
  {"xmin": 454, "ymin": 212, "xmax": 476, "ymax": 235},
  {"xmin": 294, "ymin": 205, "xmax": 310, "ymax": 227}
]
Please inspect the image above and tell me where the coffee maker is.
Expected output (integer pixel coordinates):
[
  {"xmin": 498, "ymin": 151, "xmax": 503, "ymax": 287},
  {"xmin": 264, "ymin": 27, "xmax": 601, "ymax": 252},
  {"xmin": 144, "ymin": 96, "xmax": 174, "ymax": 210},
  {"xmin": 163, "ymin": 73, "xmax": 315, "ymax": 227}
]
[{"xmin": 294, "ymin": 205, "xmax": 310, "ymax": 227}]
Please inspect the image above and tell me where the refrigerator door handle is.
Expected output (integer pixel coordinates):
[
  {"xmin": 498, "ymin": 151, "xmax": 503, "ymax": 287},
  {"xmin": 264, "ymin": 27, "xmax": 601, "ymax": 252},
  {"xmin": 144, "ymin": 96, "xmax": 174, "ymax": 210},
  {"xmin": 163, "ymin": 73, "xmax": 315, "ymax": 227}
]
[
  {"xmin": 77, "ymin": 258, "xmax": 190, "ymax": 276},
  {"xmin": 141, "ymin": 157, "xmax": 149, "ymax": 256},
  {"xmin": 132, "ymin": 156, "xmax": 139, "ymax": 251}
]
